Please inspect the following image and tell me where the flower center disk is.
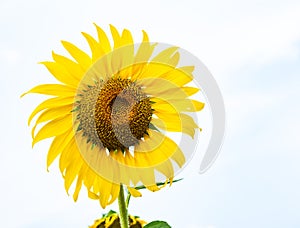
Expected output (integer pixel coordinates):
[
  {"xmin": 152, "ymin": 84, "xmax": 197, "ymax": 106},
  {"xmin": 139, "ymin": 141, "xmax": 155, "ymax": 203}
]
[{"xmin": 76, "ymin": 78, "xmax": 153, "ymax": 152}]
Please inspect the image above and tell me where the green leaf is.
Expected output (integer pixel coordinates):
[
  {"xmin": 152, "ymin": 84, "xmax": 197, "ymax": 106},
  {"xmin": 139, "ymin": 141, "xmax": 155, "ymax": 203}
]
[{"xmin": 144, "ymin": 221, "xmax": 171, "ymax": 228}]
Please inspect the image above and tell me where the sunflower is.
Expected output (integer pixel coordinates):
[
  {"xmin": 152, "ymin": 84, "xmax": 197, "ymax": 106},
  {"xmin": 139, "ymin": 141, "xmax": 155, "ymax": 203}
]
[
  {"xmin": 22, "ymin": 24, "xmax": 204, "ymax": 208},
  {"xmin": 90, "ymin": 211, "xmax": 147, "ymax": 228}
]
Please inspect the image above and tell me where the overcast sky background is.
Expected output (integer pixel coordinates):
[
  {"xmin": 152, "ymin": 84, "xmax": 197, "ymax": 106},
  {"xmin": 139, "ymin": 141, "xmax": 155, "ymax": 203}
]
[{"xmin": 1, "ymin": 0, "xmax": 300, "ymax": 227}]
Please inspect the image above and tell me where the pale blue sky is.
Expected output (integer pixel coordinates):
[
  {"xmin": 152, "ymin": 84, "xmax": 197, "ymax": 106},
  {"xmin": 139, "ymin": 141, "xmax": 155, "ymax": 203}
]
[{"xmin": 1, "ymin": 0, "xmax": 299, "ymax": 227}]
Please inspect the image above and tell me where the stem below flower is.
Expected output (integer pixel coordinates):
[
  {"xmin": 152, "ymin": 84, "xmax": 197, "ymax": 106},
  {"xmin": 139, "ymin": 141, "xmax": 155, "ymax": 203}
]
[
  {"xmin": 126, "ymin": 192, "xmax": 131, "ymax": 208},
  {"xmin": 118, "ymin": 184, "xmax": 129, "ymax": 228}
]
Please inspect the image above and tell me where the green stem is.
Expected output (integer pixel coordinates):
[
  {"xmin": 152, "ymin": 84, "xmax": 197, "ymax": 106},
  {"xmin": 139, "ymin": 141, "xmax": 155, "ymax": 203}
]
[
  {"xmin": 126, "ymin": 192, "xmax": 131, "ymax": 208},
  {"xmin": 118, "ymin": 184, "xmax": 129, "ymax": 228}
]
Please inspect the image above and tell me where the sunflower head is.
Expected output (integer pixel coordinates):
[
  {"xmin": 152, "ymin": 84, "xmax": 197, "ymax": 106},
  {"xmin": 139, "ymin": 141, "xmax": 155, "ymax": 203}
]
[
  {"xmin": 23, "ymin": 24, "xmax": 204, "ymax": 208},
  {"xmin": 90, "ymin": 211, "xmax": 147, "ymax": 228},
  {"xmin": 75, "ymin": 77, "xmax": 152, "ymax": 151}
]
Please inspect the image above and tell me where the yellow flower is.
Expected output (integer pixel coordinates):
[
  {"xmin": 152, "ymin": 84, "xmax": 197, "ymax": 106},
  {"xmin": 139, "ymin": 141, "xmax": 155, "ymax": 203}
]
[
  {"xmin": 22, "ymin": 24, "xmax": 204, "ymax": 208},
  {"xmin": 90, "ymin": 211, "xmax": 147, "ymax": 228}
]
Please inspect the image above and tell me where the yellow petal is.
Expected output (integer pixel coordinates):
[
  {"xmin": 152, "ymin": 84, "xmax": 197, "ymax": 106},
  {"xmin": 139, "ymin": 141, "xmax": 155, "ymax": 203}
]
[
  {"xmin": 86, "ymin": 147, "xmax": 116, "ymax": 185},
  {"xmin": 64, "ymin": 149, "xmax": 84, "ymax": 193},
  {"xmin": 73, "ymin": 165, "xmax": 88, "ymax": 201},
  {"xmin": 134, "ymin": 42, "xmax": 156, "ymax": 63},
  {"xmin": 108, "ymin": 183, "xmax": 120, "ymax": 205},
  {"xmin": 94, "ymin": 23, "xmax": 111, "ymax": 53},
  {"xmin": 142, "ymin": 80, "xmax": 193, "ymax": 100},
  {"xmin": 142, "ymin": 30, "xmax": 149, "ymax": 42},
  {"xmin": 146, "ymin": 185, "xmax": 160, "ymax": 192},
  {"xmin": 109, "ymin": 150, "xmax": 131, "ymax": 184},
  {"xmin": 33, "ymin": 104, "xmax": 72, "ymax": 125},
  {"xmin": 136, "ymin": 62, "xmax": 172, "ymax": 81},
  {"xmin": 137, "ymin": 168, "xmax": 158, "ymax": 187},
  {"xmin": 111, "ymin": 45, "xmax": 134, "ymax": 75},
  {"xmin": 155, "ymin": 160, "xmax": 174, "ymax": 179},
  {"xmin": 167, "ymin": 51, "xmax": 180, "ymax": 67},
  {"xmin": 109, "ymin": 24, "xmax": 122, "ymax": 49},
  {"xmin": 134, "ymin": 30, "xmax": 156, "ymax": 64},
  {"xmin": 117, "ymin": 151, "xmax": 140, "ymax": 185},
  {"xmin": 179, "ymin": 65, "xmax": 194, "ymax": 74},
  {"xmin": 110, "ymin": 150, "xmax": 141, "ymax": 186},
  {"xmin": 31, "ymin": 104, "xmax": 72, "ymax": 138},
  {"xmin": 32, "ymin": 114, "xmax": 72, "ymax": 147},
  {"xmin": 138, "ymin": 63, "xmax": 192, "ymax": 87},
  {"xmin": 180, "ymin": 86, "xmax": 200, "ymax": 96},
  {"xmin": 61, "ymin": 40, "xmax": 92, "ymax": 70},
  {"xmin": 160, "ymin": 68, "xmax": 193, "ymax": 86},
  {"xmin": 151, "ymin": 112, "xmax": 198, "ymax": 138},
  {"xmin": 152, "ymin": 98, "xmax": 205, "ymax": 113},
  {"xmin": 106, "ymin": 28, "xmax": 135, "ymax": 74},
  {"xmin": 151, "ymin": 47, "xmax": 179, "ymax": 63},
  {"xmin": 171, "ymin": 148, "xmax": 185, "ymax": 167},
  {"xmin": 155, "ymin": 86, "xmax": 199, "ymax": 100},
  {"xmin": 40, "ymin": 61, "xmax": 79, "ymax": 87},
  {"xmin": 52, "ymin": 51, "xmax": 84, "ymax": 82},
  {"xmin": 85, "ymin": 52, "xmax": 112, "ymax": 82},
  {"xmin": 120, "ymin": 29, "xmax": 134, "ymax": 46},
  {"xmin": 84, "ymin": 166, "xmax": 97, "ymax": 190},
  {"xmin": 21, "ymin": 84, "xmax": 76, "ymax": 97},
  {"xmin": 98, "ymin": 177, "xmax": 113, "ymax": 208},
  {"xmin": 134, "ymin": 130, "xmax": 182, "ymax": 167},
  {"xmin": 81, "ymin": 32, "xmax": 105, "ymax": 62},
  {"xmin": 27, "ymin": 96, "xmax": 74, "ymax": 125},
  {"xmin": 59, "ymin": 137, "xmax": 77, "ymax": 175},
  {"xmin": 127, "ymin": 187, "xmax": 142, "ymax": 197},
  {"xmin": 88, "ymin": 190, "xmax": 99, "ymax": 200},
  {"xmin": 105, "ymin": 214, "xmax": 118, "ymax": 227},
  {"xmin": 47, "ymin": 128, "xmax": 74, "ymax": 168}
]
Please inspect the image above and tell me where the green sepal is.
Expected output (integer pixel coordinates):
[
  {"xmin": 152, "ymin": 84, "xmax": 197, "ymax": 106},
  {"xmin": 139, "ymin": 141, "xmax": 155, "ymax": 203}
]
[
  {"xmin": 76, "ymin": 124, "xmax": 82, "ymax": 132},
  {"xmin": 148, "ymin": 123, "xmax": 160, "ymax": 132},
  {"xmin": 91, "ymin": 143, "xmax": 96, "ymax": 150},
  {"xmin": 71, "ymin": 106, "xmax": 80, "ymax": 112},
  {"xmin": 144, "ymin": 221, "xmax": 171, "ymax": 228},
  {"xmin": 101, "ymin": 210, "xmax": 117, "ymax": 218}
]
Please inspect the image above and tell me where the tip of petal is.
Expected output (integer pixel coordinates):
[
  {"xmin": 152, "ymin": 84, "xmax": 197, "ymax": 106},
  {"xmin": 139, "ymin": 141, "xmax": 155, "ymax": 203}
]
[
  {"xmin": 169, "ymin": 178, "xmax": 174, "ymax": 186},
  {"xmin": 127, "ymin": 187, "xmax": 142, "ymax": 197},
  {"xmin": 146, "ymin": 185, "xmax": 160, "ymax": 192},
  {"xmin": 60, "ymin": 40, "xmax": 69, "ymax": 47},
  {"xmin": 51, "ymin": 51, "xmax": 56, "ymax": 59},
  {"xmin": 31, "ymin": 136, "xmax": 40, "ymax": 148},
  {"xmin": 100, "ymin": 202, "xmax": 106, "ymax": 209},
  {"xmin": 141, "ymin": 30, "xmax": 149, "ymax": 42},
  {"xmin": 64, "ymin": 188, "xmax": 70, "ymax": 196},
  {"xmin": 20, "ymin": 92, "xmax": 27, "ymax": 98},
  {"xmin": 93, "ymin": 23, "xmax": 101, "ymax": 30}
]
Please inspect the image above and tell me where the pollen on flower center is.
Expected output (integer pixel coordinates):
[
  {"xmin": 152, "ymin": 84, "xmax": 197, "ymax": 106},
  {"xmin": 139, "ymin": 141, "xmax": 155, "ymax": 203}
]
[{"xmin": 75, "ymin": 78, "xmax": 153, "ymax": 152}]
